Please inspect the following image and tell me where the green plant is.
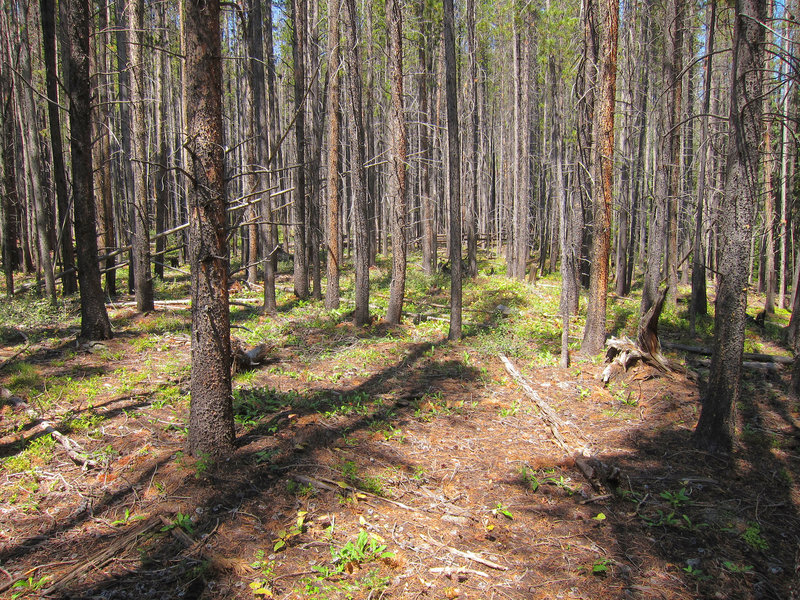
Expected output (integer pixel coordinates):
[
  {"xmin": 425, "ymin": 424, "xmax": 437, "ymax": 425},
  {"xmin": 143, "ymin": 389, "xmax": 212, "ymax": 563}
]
[
  {"xmin": 313, "ymin": 529, "xmax": 394, "ymax": 578},
  {"xmin": 175, "ymin": 450, "xmax": 213, "ymax": 478},
  {"xmin": 659, "ymin": 487, "xmax": 691, "ymax": 508},
  {"xmin": 723, "ymin": 561, "xmax": 754, "ymax": 574},
  {"xmin": 499, "ymin": 400, "xmax": 520, "ymax": 417},
  {"xmin": 641, "ymin": 510, "xmax": 680, "ymax": 528},
  {"xmin": 11, "ymin": 575, "xmax": 50, "ymax": 598},
  {"xmin": 492, "ymin": 502, "xmax": 513, "ymax": 519},
  {"xmin": 254, "ymin": 449, "xmax": 278, "ymax": 464},
  {"xmin": 589, "ymin": 559, "xmax": 611, "ymax": 576},
  {"xmin": 111, "ymin": 508, "xmax": 145, "ymax": 526},
  {"xmin": 161, "ymin": 512, "xmax": 194, "ymax": 534},
  {"xmin": 273, "ymin": 510, "xmax": 307, "ymax": 552},
  {"xmin": 742, "ymin": 521, "xmax": 769, "ymax": 551}
]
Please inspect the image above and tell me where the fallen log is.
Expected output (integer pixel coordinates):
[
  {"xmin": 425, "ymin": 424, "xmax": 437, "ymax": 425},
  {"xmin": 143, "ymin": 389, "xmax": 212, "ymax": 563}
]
[
  {"xmin": 661, "ymin": 342, "xmax": 793, "ymax": 364},
  {"xmin": 694, "ymin": 358, "xmax": 780, "ymax": 373}
]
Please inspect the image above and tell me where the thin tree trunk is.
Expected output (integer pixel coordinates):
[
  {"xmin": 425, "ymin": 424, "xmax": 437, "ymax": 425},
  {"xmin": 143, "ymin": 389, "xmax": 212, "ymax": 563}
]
[
  {"xmin": 262, "ymin": 0, "xmax": 280, "ymax": 314},
  {"xmin": 40, "ymin": 0, "xmax": 77, "ymax": 295},
  {"xmin": 465, "ymin": 0, "xmax": 479, "ymax": 279},
  {"xmin": 129, "ymin": 0, "xmax": 154, "ymax": 312},
  {"xmin": 443, "ymin": 0, "xmax": 461, "ymax": 340},
  {"xmin": 325, "ymin": 0, "xmax": 341, "ymax": 309},
  {"xmin": 343, "ymin": 0, "xmax": 370, "ymax": 326},
  {"xmin": 386, "ymin": 0, "xmax": 408, "ymax": 325},
  {"xmin": 14, "ymin": 7, "xmax": 56, "ymax": 303},
  {"xmin": 64, "ymin": 0, "xmax": 112, "ymax": 340},
  {"xmin": 1, "ymin": 58, "xmax": 19, "ymax": 296},
  {"xmin": 690, "ymin": 0, "xmax": 715, "ymax": 332},
  {"xmin": 292, "ymin": 0, "xmax": 309, "ymax": 299}
]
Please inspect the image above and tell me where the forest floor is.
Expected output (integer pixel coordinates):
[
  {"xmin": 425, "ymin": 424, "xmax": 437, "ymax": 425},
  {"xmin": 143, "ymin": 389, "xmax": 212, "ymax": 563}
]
[{"xmin": 1, "ymin": 256, "xmax": 799, "ymax": 600}]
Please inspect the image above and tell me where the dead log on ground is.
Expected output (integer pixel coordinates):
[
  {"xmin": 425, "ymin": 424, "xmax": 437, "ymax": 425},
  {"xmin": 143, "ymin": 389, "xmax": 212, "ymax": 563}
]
[{"xmin": 660, "ymin": 341, "xmax": 792, "ymax": 364}]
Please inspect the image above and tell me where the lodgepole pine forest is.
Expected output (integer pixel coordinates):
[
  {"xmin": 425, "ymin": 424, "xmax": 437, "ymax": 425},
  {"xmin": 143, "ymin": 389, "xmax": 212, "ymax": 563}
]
[{"xmin": 2, "ymin": 0, "xmax": 800, "ymax": 598}]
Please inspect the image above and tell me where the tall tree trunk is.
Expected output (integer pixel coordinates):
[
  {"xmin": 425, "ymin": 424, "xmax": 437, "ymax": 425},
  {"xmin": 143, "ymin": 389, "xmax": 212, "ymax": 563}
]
[
  {"xmin": 665, "ymin": 0, "xmax": 684, "ymax": 308},
  {"xmin": 64, "ymin": 0, "xmax": 112, "ymax": 340},
  {"xmin": 246, "ymin": 0, "xmax": 269, "ymax": 295},
  {"xmin": 129, "ymin": 0, "xmax": 154, "ymax": 312},
  {"xmin": 690, "ymin": 0, "xmax": 715, "ymax": 332},
  {"xmin": 262, "ymin": 0, "xmax": 280, "ymax": 314},
  {"xmin": 325, "ymin": 0, "xmax": 341, "ymax": 309},
  {"xmin": 465, "ymin": 0, "xmax": 479, "ymax": 279},
  {"xmin": 642, "ymin": 0, "xmax": 682, "ymax": 314},
  {"xmin": 154, "ymin": 2, "xmax": 169, "ymax": 281},
  {"xmin": 40, "ymin": 0, "xmax": 77, "ymax": 295},
  {"xmin": 418, "ymin": 3, "xmax": 435, "ymax": 275},
  {"xmin": 14, "ymin": 7, "xmax": 57, "ymax": 303},
  {"xmin": 582, "ymin": 0, "xmax": 619, "ymax": 354},
  {"xmin": 694, "ymin": 0, "xmax": 766, "ymax": 452},
  {"xmin": 184, "ymin": 0, "xmax": 234, "ymax": 459},
  {"xmin": 343, "ymin": 0, "xmax": 370, "ymax": 326},
  {"xmin": 386, "ymin": 0, "xmax": 407, "ymax": 325},
  {"xmin": 778, "ymin": 24, "xmax": 793, "ymax": 310},
  {"xmin": 1, "ymin": 62, "xmax": 19, "ymax": 296},
  {"xmin": 762, "ymin": 0, "xmax": 776, "ymax": 314},
  {"xmin": 292, "ymin": 0, "xmax": 309, "ymax": 299},
  {"xmin": 443, "ymin": 0, "xmax": 461, "ymax": 340}
]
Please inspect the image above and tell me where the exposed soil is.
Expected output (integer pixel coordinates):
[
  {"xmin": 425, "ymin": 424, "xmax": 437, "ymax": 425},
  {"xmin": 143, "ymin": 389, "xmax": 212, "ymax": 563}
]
[{"xmin": 1, "ymin": 283, "xmax": 800, "ymax": 600}]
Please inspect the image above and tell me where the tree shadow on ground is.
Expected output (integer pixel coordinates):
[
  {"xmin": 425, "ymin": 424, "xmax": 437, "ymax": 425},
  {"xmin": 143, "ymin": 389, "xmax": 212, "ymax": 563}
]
[{"xmin": 0, "ymin": 338, "xmax": 481, "ymax": 598}]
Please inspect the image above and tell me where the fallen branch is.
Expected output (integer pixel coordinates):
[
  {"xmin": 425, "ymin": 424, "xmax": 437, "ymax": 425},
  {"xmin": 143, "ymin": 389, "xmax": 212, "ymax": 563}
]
[
  {"xmin": 158, "ymin": 515, "xmax": 253, "ymax": 575},
  {"xmin": 41, "ymin": 516, "xmax": 163, "ymax": 595},
  {"xmin": 694, "ymin": 358, "xmax": 780, "ymax": 373},
  {"xmin": 499, "ymin": 354, "xmax": 589, "ymax": 456},
  {"xmin": 430, "ymin": 566, "xmax": 490, "ymax": 578},
  {"xmin": 292, "ymin": 474, "xmax": 427, "ymax": 514},
  {"xmin": 421, "ymin": 535, "xmax": 508, "ymax": 571},
  {"xmin": 2, "ymin": 388, "xmax": 100, "ymax": 468},
  {"xmin": 661, "ymin": 342, "xmax": 793, "ymax": 364}
]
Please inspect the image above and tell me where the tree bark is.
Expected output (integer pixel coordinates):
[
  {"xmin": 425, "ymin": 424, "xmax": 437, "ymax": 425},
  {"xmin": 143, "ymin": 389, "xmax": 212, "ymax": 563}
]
[
  {"xmin": 343, "ymin": 0, "xmax": 370, "ymax": 326},
  {"xmin": 325, "ymin": 0, "xmax": 341, "ymax": 309},
  {"xmin": 582, "ymin": 0, "xmax": 619, "ymax": 354},
  {"xmin": 690, "ymin": 0, "xmax": 715, "ymax": 332},
  {"xmin": 443, "ymin": 0, "xmax": 462, "ymax": 340},
  {"xmin": 465, "ymin": 0, "xmax": 479, "ymax": 279},
  {"xmin": 1, "ymin": 59, "xmax": 19, "ymax": 296},
  {"xmin": 386, "ymin": 0, "xmax": 408, "ymax": 325},
  {"xmin": 694, "ymin": 0, "xmax": 766, "ymax": 452},
  {"xmin": 40, "ymin": 0, "xmax": 77, "ymax": 295},
  {"xmin": 128, "ymin": 0, "xmax": 154, "ymax": 312},
  {"xmin": 14, "ymin": 7, "xmax": 57, "ymax": 303},
  {"xmin": 262, "ymin": 0, "xmax": 280, "ymax": 314},
  {"xmin": 184, "ymin": 0, "xmax": 234, "ymax": 458},
  {"xmin": 292, "ymin": 0, "xmax": 309, "ymax": 299},
  {"xmin": 63, "ymin": 0, "xmax": 112, "ymax": 340},
  {"xmin": 246, "ymin": 0, "xmax": 269, "ymax": 294}
]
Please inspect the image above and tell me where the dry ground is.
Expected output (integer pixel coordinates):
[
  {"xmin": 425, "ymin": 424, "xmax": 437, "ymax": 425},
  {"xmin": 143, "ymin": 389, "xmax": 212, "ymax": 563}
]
[{"xmin": 1, "ymin": 274, "xmax": 799, "ymax": 600}]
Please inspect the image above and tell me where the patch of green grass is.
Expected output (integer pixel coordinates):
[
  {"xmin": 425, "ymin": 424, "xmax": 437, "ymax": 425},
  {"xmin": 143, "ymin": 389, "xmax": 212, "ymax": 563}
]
[
  {"xmin": 741, "ymin": 521, "xmax": 769, "ymax": 551},
  {"xmin": 63, "ymin": 410, "xmax": 106, "ymax": 435},
  {"xmin": 6, "ymin": 362, "xmax": 41, "ymax": 395},
  {"xmin": 1, "ymin": 434, "xmax": 56, "ymax": 473}
]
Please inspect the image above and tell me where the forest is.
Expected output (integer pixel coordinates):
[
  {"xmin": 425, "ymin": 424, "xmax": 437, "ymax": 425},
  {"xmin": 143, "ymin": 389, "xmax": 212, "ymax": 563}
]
[{"xmin": 1, "ymin": 0, "xmax": 800, "ymax": 597}]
